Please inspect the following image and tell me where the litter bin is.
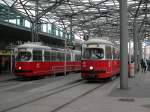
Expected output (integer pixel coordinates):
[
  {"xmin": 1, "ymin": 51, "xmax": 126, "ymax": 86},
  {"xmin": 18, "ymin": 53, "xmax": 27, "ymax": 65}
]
[{"xmin": 129, "ymin": 63, "xmax": 135, "ymax": 77}]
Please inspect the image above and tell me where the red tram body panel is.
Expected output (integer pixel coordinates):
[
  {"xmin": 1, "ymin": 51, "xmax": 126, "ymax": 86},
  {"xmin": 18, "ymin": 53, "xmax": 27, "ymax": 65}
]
[
  {"xmin": 81, "ymin": 38, "xmax": 120, "ymax": 80},
  {"xmin": 82, "ymin": 60, "xmax": 120, "ymax": 79},
  {"xmin": 14, "ymin": 42, "xmax": 81, "ymax": 78}
]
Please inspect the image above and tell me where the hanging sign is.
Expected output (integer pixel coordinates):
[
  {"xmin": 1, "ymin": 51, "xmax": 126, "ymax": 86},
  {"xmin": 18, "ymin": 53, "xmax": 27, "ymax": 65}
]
[{"xmin": 0, "ymin": 50, "xmax": 13, "ymax": 55}]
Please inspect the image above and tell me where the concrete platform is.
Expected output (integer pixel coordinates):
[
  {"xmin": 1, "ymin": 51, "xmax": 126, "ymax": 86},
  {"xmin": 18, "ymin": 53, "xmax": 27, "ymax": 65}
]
[
  {"xmin": 0, "ymin": 72, "xmax": 15, "ymax": 81},
  {"xmin": 56, "ymin": 71, "xmax": 150, "ymax": 112},
  {"xmin": 0, "ymin": 71, "xmax": 150, "ymax": 112}
]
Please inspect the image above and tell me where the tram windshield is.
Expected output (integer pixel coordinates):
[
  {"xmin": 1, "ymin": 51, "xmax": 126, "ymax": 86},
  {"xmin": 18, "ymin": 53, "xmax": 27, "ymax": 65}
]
[
  {"xmin": 16, "ymin": 51, "xmax": 31, "ymax": 61},
  {"xmin": 83, "ymin": 48, "xmax": 104, "ymax": 59}
]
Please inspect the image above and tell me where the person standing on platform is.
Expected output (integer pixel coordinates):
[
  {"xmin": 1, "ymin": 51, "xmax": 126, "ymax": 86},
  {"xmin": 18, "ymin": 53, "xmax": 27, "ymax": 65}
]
[
  {"xmin": 0, "ymin": 64, "xmax": 1, "ymax": 74},
  {"xmin": 140, "ymin": 58, "xmax": 147, "ymax": 72},
  {"xmin": 0, "ymin": 58, "xmax": 1, "ymax": 74}
]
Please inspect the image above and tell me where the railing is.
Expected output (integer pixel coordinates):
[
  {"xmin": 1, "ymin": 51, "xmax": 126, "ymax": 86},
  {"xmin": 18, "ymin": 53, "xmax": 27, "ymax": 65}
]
[
  {"xmin": 0, "ymin": 3, "xmax": 74, "ymax": 40},
  {"xmin": 52, "ymin": 65, "xmax": 81, "ymax": 75}
]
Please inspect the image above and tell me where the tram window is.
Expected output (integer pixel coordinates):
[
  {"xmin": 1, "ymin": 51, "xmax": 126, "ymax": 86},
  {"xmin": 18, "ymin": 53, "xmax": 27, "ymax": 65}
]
[
  {"xmin": 56, "ymin": 52, "xmax": 62, "ymax": 61},
  {"xmin": 113, "ymin": 48, "xmax": 119, "ymax": 59},
  {"xmin": 44, "ymin": 51, "xmax": 50, "ymax": 61},
  {"xmin": 56, "ymin": 52, "xmax": 60, "ymax": 61},
  {"xmin": 92, "ymin": 49, "xmax": 104, "ymax": 59},
  {"xmin": 54, "ymin": 52, "xmax": 65, "ymax": 61},
  {"xmin": 83, "ymin": 49, "xmax": 90, "ymax": 59},
  {"xmin": 75, "ymin": 54, "xmax": 81, "ymax": 61},
  {"xmin": 66, "ymin": 53, "xmax": 71, "ymax": 61},
  {"xmin": 105, "ymin": 46, "xmax": 112, "ymax": 59},
  {"xmin": 51, "ymin": 51, "xmax": 57, "ymax": 61},
  {"xmin": 83, "ymin": 48, "xmax": 104, "ymax": 59},
  {"xmin": 58, "ymin": 52, "xmax": 64, "ymax": 61},
  {"xmin": 16, "ymin": 51, "xmax": 31, "ymax": 61},
  {"xmin": 33, "ymin": 50, "xmax": 42, "ymax": 61},
  {"xmin": 62, "ymin": 53, "xmax": 65, "ymax": 61}
]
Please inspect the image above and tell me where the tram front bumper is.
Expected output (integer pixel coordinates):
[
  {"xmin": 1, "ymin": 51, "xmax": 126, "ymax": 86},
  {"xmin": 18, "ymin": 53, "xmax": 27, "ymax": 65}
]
[
  {"xmin": 81, "ymin": 70, "xmax": 110, "ymax": 79},
  {"xmin": 81, "ymin": 70, "xmax": 106, "ymax": 79}
]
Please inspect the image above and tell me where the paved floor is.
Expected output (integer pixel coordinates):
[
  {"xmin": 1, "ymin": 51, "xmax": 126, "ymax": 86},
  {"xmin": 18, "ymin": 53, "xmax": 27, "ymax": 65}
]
[
  {"xmin": 0, "ymin": 72, "xmax": 15, "ymax": 81},
  {"xmin": 55, "ymin": 71, "xmax": 150, "ymax": 112},
  {"xmin": 0, "ymin": 71, "xmax": 150, "ymax": 112}
]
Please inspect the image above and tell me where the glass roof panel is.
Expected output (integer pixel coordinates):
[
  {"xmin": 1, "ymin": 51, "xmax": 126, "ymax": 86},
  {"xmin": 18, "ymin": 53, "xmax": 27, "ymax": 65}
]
[{"xmin": 0, "ymin": 0, "xmax": 149, "ymax": 40}]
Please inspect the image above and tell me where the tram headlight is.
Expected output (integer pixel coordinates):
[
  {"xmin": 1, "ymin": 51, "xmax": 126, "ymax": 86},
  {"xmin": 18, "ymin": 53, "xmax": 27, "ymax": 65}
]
[
  {"xmin": 18, "ymin": 67, "xmax": 22, "ymax": 70},
  {"xmin": 89, "ymin": 66, "xmax": 94, "ymax": 70}
]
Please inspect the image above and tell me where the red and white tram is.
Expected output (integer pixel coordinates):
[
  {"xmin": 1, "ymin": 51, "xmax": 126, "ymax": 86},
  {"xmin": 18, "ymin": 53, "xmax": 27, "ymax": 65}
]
[
  {"xmin": 81, "ymin": 38, "xmax": 120, "ymax": 79},
  {"xmin": 14, "ymin": 42, "xmax": 81, "ymax": 78}
]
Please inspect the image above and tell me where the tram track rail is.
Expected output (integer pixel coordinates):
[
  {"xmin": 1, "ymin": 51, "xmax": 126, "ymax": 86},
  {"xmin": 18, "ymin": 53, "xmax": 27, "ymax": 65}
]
[
  {"xmin": 0, "ymin": 78, "xmax": 17, "ymax": 83},
  {"xmin": 0, "ymin": 74, "xmax": 80, "ymax": 90},
  {"xmin": 0, "ymin": 78, "xmax": 25, "ymax": 89},
  {"xmin": 0, "ymin": 79, "xmax": 84, "ymax": 112},
  {"xmin": 0, "ymin": 82, "xmax": 20, "ymax": 88},
  {"xmin": 0, "ymin": 77, "xmax": 115, "ymax": 112},
  {"xmin": 0, "ymin": 78, "xmax": 44, "ymax": 90},
  {"xmin": 50, "ymin": 83, "xmax": 105, "ymax": 112},
  {"xmin": 0, "ymin": 75, "xmax": 70, "ymax": 91}
]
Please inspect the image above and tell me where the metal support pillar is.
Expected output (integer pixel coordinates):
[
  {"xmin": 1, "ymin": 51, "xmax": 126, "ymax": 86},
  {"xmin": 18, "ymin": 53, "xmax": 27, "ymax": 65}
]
[
  {"xmin": 64, "ymin": 36, "xmax": 67, "ymax": 76},
  {"xmin": 46, "ymin": 24, "xmax": 48, "ymax": 33},
  {"xmin": 133, "ymin": 18, "xmax": 139, "ymax": 73},
  {"xmin": 20, "ymin": 17, "xmax": 24, "ymax": 26},
  {"xmin": 58, "ymin": 28, "xmax": 61, "ymax": 37},
  {"xmin": 137, "ymin": 33, "xmax": 142, "ymax": 71},
  {"xmin": 70, "ymin": 17, "xmax": 74, "ymax": 42},
  {"xmin": 10, "ymin": 51, "xmax": 13, "ymax": 73},
  {"xmin": 132, "ymin": 0, "xmax": 144, "ymax": 73},
  {"xmin": 138, "ymin": 33, "xmax": 143, "ymax": 60},
  {"xmin": 139, "ymin": 40, "xmax": 142, "ymax": 60},
  {"xmin": 31, "ymin": 0, "xmax": 39, "ymax": 42},
  {"xmin": 63, "ymin": 30, "xmax": 66, "ymax": 39},
  {"xmin": 120, "ymin": 0, "xmax": 128, "ymax": 89},
  {"xmin": 51, "ymin": 23, "xmax": 55, "ymax": 36},
  {"xmin": 128, "ymin": 39, "xmax": 131, "ymax": 64},
  {"xmin": 144, "ymin": 44, "xmax": 146, "ymax": 58},
  {"xmin": 63, "ymin": 27, "xmax": 68, "ymax": 76}
]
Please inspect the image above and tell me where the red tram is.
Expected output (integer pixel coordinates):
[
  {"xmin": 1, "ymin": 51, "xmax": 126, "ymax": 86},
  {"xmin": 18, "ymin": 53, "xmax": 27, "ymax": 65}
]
[
  {"xmin": 14, "ymin": 42, "xmax": 81, "ymax": 78},
  {"xmin": 81, "ymin": 38, "xmax": 120, "ymax": 79}
]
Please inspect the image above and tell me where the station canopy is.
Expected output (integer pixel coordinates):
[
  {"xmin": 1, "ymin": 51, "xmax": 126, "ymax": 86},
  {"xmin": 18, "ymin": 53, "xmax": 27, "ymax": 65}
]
[{"xmin": 0, "ymin": 0, "xmax": 150, "ymax": 44}]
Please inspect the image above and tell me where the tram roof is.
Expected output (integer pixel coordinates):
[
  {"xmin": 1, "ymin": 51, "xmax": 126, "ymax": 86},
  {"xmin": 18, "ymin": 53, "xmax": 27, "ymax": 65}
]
[
  {"xmin": 84, "ymin": 38, "xmax": 114, "ymax": 45},
  {"xmin": 16, "ymin": 42, "xmax": 81, "ymax": 52},
  {"xmin": 16, "ymin": 42, "xmax": 51, "ymax": 49}
]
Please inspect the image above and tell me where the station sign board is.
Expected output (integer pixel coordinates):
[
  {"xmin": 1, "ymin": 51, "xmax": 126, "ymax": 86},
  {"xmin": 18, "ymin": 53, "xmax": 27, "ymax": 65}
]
[{"xmin": 0, "ymin": 50, "xmax": 13, "ymax": 55}]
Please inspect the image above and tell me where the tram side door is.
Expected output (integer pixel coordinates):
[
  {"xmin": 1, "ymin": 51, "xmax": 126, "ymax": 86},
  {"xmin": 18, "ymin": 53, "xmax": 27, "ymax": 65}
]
[
  {"xmin": 105, "ymin": 46, "xmax": 113, "ymax": 74},
  {"xmin": 112, "ymin": 47, "xmax": 120, "ymax": 74}
]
